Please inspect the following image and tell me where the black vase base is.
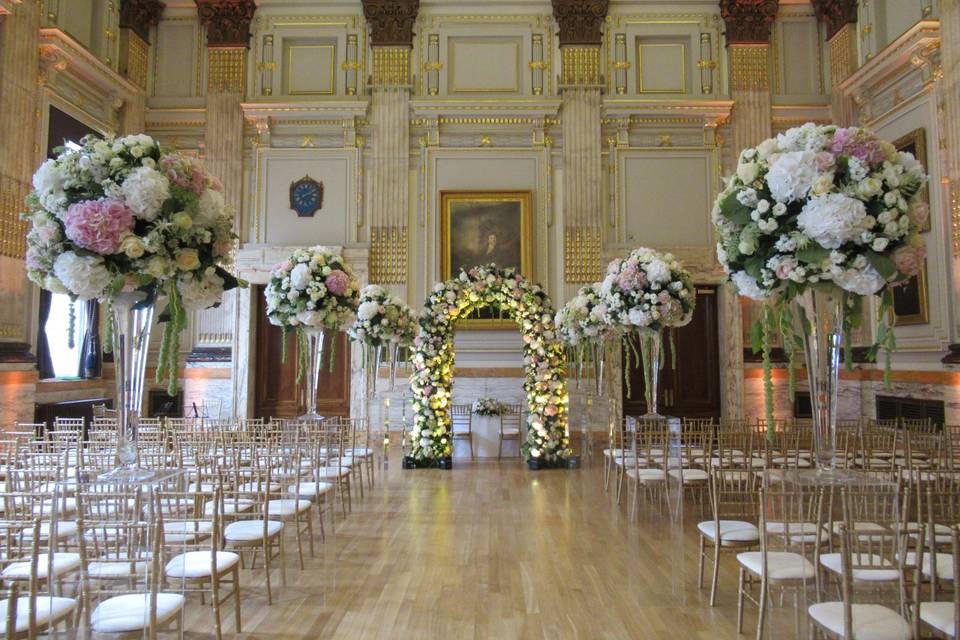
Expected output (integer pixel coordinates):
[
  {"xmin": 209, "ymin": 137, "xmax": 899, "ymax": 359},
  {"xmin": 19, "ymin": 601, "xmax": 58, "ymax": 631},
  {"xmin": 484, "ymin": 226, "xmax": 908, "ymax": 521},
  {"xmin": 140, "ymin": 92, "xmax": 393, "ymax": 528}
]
[{"xmin": 403, "ymin": 456, "xmax": 452, "ymax": 470}]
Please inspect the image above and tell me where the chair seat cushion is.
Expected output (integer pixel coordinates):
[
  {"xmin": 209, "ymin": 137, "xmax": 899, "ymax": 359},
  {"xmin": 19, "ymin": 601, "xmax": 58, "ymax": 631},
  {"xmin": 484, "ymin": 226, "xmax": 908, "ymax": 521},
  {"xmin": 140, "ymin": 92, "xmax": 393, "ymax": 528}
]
[
  {"xmin": 2, "ymin": 553, "xmax": 80, "ymax": 580},
  {"xmin": 697, "ymin": 520, "xmax": 759, "ymax": 543},
  {"xmin": 207, "ymin": 499, "xmax": 254, "ymax": 516},
  {"xmin": 224, "ymin": 519, "xmax": 283, "ymax": 542},
  {"xmin": 906, "ymin": 521, "xmax": 953, "ymax": 546},
  {"xmin": 903, "ymin": 551, "xmax": 955, "ymax": 581},
  {"xmin": 819, "ymin": 553, "xmax": 900, "ymax": 581},
  {"xmin": 625, "ymin": 468, "xmax": 666, "ymax": 482},
  {"xmin": 501, "ymin": 429, "xmax": 521, "ymax": 436},
  {"xmin": 765, "ymin": 521, "xmax": 829, "ymax": 543},
  {"xmin": 88, "ymin": 552, "xmax": 150, "ymax": 579},
  {"xmin": 266, "ymin": 499, "xmax": 312, "ymax": 516},
  {"xmin": 288, "ymin": 481, "xmax": 334, "ymax": 497},
  {"xmin": 314, "ymin": 467, "xmax": 350, "ymax": 479},
  {"xmin": 0, "ymin": 595, "xmax": 77, "ymax": 632},
  {"xmin": 919, "ymin": 601, "xmax": 956, "ymax": 637},
  {"xmin": 737, "ymin": 551, "xmax": 815, "ymax": 580},
  {"xmin": 91, "ymin": 593, "xmax": 185, "ymax": 633},
  {"xmin": 668, "ymin": 468, "xmax": 709, "ymax": 482},
  {"xmin": 164, "ymin": 551, "xmax": 240, "ymax": 579},
  {"xmin": 236, "ymin": 481, "xmax": 281, "ymax": 493},
  {"xmin": 808, "ymin": 602, "xmax": 911, "ymax": 640},
  {"xmin": 162, "ymin": 521, "xmax": 213, "ymax": 543}
]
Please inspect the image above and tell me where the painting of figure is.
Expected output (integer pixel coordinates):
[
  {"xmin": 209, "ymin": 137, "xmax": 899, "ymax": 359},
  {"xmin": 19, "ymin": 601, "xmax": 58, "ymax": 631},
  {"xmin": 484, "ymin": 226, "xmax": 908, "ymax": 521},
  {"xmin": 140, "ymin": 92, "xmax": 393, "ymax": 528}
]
[{"xmin": 441, "ymin": 191, "xmax": 532, "ymax": 279}]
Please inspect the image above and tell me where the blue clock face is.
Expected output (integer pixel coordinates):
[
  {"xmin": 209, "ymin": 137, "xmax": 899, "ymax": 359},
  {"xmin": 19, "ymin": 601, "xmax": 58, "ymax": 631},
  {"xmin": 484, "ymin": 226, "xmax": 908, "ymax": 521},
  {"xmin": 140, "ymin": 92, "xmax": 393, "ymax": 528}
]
[{"xmin": 289, "ymin": 176, "xmax": 323, "ymax": 217}]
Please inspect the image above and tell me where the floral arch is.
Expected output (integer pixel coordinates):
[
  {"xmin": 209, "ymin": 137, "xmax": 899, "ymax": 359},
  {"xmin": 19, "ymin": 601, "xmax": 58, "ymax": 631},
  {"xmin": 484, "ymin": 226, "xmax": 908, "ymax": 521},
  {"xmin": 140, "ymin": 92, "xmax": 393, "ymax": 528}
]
[{"xmin": 409, "ymin": 264, "xmax": 570, "ymax": 465}]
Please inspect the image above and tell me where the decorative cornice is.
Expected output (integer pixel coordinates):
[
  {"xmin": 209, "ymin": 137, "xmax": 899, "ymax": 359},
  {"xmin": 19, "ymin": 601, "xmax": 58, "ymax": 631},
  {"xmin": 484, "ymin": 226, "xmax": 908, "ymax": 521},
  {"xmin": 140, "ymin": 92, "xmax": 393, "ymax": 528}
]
[
  {"xmin": 361, "ymin": 0, "xmax": 419, "ymax": 48},
  {"xmin": 119, "ymin": 0, "xmax": 165, "ymax": 44},
  {"xmin": 810, "ymin": 0, "xmax": 857, "ymax": 41},
  {"xmin": 195, "ymin": 0, "xmax": 256, "ymax": 48},
  {"xmin": 551, "ymin": 0, "xmax": 609, "ymax": 46},
  {"xmin": 719, "ymin": 0, "xmax": 779, "ymax": 45}
]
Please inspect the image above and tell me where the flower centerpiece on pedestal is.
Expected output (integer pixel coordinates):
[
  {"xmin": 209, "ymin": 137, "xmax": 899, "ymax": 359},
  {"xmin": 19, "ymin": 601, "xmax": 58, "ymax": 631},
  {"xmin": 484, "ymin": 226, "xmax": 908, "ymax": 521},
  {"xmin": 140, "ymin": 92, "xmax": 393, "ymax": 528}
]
[
  {"xmin": 555, "ymin": 283, "xmax": 616, "ymax": 395},
  {"xmin": 713, "ymin": 123, "xmax": 927, "ymax": 469},
  {"xmin": 264, "ymin": 246, "xmax": 359, "ymax": 420},
  {"xmin": 599, "ymin": 247, "xmax": 696, "ymax": 416},
  {"xmin": 472, "ymin": 397, "xmax": 506, "ymax": 417},
  {"xmin": 347, "ymin": 284, "xmax": 417, "ymax": 391},
  {"xmin": 25, "ymin": 133, "xmax": 242, "ymax": 479}
]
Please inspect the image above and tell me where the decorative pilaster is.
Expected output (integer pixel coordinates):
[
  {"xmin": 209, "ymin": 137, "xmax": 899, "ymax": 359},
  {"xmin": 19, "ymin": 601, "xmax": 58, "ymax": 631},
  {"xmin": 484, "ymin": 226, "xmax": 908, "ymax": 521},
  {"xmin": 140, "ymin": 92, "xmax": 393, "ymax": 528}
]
[
  {"xmin": 942, "ymin": 0, "xmax": 960, "ymax": 351},
  {"xmin": 811, "ymin": 0, "xmax": 858, "ymax": 124},
  {"xmin": 195, "ymin": 0, "xmax": 256, "ymax": 359},
  {"xmin": 116, "ymin": 0, "xmax": 163, "ymax": 133},
  {"xmin": 362, "ymin": 0, "xmax": 417, "ymax": 285},
  {"xmin": 719, "ymin": 0, "xmax": 779, "ymax": 419},
  {"xmin": 552, "ymin": 0, "xmax": 608, "ymax": 284}
]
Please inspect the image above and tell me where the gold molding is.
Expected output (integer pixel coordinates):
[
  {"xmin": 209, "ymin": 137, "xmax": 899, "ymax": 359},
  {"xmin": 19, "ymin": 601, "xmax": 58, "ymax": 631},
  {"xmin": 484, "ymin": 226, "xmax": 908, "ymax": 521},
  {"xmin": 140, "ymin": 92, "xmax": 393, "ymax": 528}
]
[
  {"xmin": 207, "ymin": 47, "xmax": 246, "ymax": 93},
  {"xmin": 369, "ymin": 226, "xmax": 407, "ymax": 284},
  {"xmin": 561, "ymin": 45, "xmax": 601, "ymax": 85},
  {"xmin": 728, "ymin": 44, "xmax": 769, "ymax": 92},
  {"xmin": 564, "ymin": 226, "xmax": 601, "ymax": 283},
  {"xmin": 119, "ymin": 27, "xmax": 149, "ymax": 90},
  {"xmin": 285, "ymin": 43, "xmax": 336, "ymax": 95},
  {"xmin": 371, "ymin": 46, "xmax": 410, "ymax": 86},
  {"xmin": 637, "ymin": 42, "xmax": 686, "ymax": 94},
  {"xmin": 952, "ymin": 184, "xmax": 960, "ymax": 255},
  {"xmin": 0, "ymin": 175, "xmax": 28, "ymax": 260}
]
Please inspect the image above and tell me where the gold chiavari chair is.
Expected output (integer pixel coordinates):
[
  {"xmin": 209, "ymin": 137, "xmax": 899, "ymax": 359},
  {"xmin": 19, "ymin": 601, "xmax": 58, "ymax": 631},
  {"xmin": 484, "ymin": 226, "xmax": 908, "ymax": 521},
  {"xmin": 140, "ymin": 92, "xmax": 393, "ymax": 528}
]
[
  {"xmin": 497, "ymin": 404, "xmax": 523, "ymax": 460},
  {"xmin": 915, "ymin": 524, "xmax": 960, "ymax": 638},
  {"xmin": 450, "ymin": 404, "xmax": 474, "ymax": 459},
  {"xmin": 625, "ymin": 420, "xmax": 668, "ymax": 520}
]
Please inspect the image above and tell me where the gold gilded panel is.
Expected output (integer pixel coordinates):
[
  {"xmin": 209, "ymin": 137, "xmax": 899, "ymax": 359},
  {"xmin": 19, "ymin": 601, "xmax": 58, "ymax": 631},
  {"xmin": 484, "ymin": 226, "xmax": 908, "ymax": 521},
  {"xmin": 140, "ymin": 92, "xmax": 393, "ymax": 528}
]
[
  {"xmin": 370, "ymin": 226, "xmax": 407, "ymax": 284},
  {"xmin": 372, "ymin": 46, "xmax": 410, "ymax": 86},
  {"xmin": 564, "ymin": 226, "xmax": 601, "ymax": 283},
  {"xmin": 561, "ymin": 46, "xmax": 601, "ymax": 85},
  {"xmin": 0, "ymin": 175, "xmax": 28, "ymax": 260},
  {"xmin": 729, "ymin": 44, "xmax": 769, "ymax": 91},
  {"xmin": 207, "ymin": 47, "xmax": 246, "ymax": 93}
]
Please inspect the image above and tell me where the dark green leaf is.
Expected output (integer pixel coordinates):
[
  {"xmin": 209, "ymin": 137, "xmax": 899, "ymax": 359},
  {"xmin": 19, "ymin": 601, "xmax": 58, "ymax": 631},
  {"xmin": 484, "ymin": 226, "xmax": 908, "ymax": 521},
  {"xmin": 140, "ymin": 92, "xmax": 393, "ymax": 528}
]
[
  {"xmin": 720, "ymin": 191, "xmax": 753, "ymax": 225},
  {"xmin": 796, "ymin": 245, "xmax": 830, "ymax": 264},
  {"xmin": 866, "ymin": 251, "xmax": 897, "ymax": 279}
]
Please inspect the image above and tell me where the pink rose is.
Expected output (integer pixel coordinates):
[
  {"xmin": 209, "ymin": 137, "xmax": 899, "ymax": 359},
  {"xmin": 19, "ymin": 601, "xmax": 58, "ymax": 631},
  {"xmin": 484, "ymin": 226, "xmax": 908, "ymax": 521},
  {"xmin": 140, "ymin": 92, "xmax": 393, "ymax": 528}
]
[
  {"xmin": 815, "ymin": 152, "xmax": 836, "ymax": 171},
  {"xmin": 544, "ymin": 405, "xmax": 558, "ymax": 416},
  {"xmin": 64, "ymin": 199, "xmax": 135, "ymax": 254},
  {"xmin": 325, "ymin": 269, "xmax": 350, "ymax": 295},
  {"xmin": 892, "ymin": 244, "xmax": 927, "ymax": 278}
]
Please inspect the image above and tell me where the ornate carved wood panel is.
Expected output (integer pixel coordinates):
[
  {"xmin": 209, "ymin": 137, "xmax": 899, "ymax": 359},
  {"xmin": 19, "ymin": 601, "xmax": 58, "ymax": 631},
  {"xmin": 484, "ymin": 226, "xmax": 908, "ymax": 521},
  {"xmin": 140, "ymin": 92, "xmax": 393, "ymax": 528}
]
[
  {"xmin": 195, "ymin": 0, "xmax": 256, "ymax": 47},
  {"xmin": 361, "ymin": 0, "xmax": 419, "ymax": 47},
  {"xmin": 718, "ymin": 0, "xmax": 779, "ymax": 45},
  {"xmin": 550, "ymin": 0, "xmax": 609, "ymax": 46}
]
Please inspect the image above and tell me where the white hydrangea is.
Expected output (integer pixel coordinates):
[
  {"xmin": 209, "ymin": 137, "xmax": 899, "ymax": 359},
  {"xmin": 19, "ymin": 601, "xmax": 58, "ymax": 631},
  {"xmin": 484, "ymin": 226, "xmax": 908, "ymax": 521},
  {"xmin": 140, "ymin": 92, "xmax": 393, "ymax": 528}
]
[
  {"xmin": 731, "ymin": 270, "xmax": 770, "ymax": 300},
  {"xmin": 765, "ymin": 151, "xmax": 819, "ymax": 203},
  {"xmin": 797, "ymin": 193, "xmax": 867, "ymax": 249},
  {"xmin": 296, "ymin": 310, "xmax": 325, "ymax": 327},
  {"xmin": 628, "ymin": 308, "xmax": 651, "ymax": 326},
  {"xmin": 357, "ymin": 300, "xmax": 380, "ymax": 321},
  {"xmin": 644, "ymin": 258, "xmax": 671, "ymax": 284},
  {"xmin": 833, "ymin": 264, "xmax": 886, "ymax": 295},
  {"xmin": 194, "ymin": 188, "xmax": 226, "ymax": 228},
  {"xmin": 32, "ymin": 159, "xmax": 68, "ymax": 215},
  {"xmin": 121, "ymin": 166, "xmax": 170, "ymax": 221},
  {"xmin": 53, "ymin": 251, "xmax": 113, "ymax": 300},
  {"xmin": 177, "ymin": 271, "xmax": 225, "ymax": 311},
  {"xmin": 290, "ymin": 263, "xmax": 312, "ymax": 290}
]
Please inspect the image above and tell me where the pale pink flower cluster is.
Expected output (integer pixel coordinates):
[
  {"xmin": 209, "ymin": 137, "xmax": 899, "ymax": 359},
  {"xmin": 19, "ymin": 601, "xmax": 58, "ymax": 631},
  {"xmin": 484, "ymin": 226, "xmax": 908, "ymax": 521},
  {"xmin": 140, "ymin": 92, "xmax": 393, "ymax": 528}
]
[
  {"xmin": 325, "ymin": 269, "xmax": 350, "ymax": 295},
  {"xmin": 63, "ymin": 199, "xmax": 134, "ymax": 254}
]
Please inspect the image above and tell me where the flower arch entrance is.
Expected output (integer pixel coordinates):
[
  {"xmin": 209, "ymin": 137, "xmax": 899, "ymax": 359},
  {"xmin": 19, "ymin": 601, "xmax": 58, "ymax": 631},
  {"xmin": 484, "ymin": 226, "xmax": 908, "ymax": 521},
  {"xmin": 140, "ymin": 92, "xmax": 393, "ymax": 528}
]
[{"xmin": 409, "ymin": 265, "xmax": 570, "ymax": 464}]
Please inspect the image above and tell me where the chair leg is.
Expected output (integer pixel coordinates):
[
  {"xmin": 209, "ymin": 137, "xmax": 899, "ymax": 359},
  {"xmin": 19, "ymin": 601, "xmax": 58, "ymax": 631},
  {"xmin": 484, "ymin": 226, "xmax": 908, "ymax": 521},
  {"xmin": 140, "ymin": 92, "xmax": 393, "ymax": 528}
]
[
  {"xmin": 736, "ymin": 567, "xmax": 745, "ymax": 634},
  {"xmin": 470, "ymin": 435, "xmax": 474, "ymax": 459},
  {"xmin": 212, "ymin": 575, "xmax": 223, "ymax": 640},
  {"xmin": 709, "ymin": 540, "xmax": 721, "ymax": 606},
  {"xmin": 698, "ymin": 535, "xmax": 705, "ymax": 588},
  {"xmin": 233, "ymin": 566, "xmax": 242, "ymax": 633},
  {"xmin": 264, "ymin": 540, "xmax": 273, "ymax": 605},
  {"xmin": 498, "ymin": 436, "xmax": 502, "ymax": 460},
  {"xmin": 755, "ymin": 573, "xmax": 768, "ymax": 640}
]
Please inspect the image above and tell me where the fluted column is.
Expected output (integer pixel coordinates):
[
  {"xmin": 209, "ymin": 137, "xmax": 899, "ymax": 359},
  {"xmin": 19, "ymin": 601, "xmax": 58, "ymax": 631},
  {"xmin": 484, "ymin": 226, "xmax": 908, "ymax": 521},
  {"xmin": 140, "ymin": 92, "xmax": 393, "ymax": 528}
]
[
  {"xmin": 362, "ymin": 0, "xmax": 418, "ymax": 287},
  {"xmin": 811, "ymin": 0, "xmax": 858, "ymax": 124},
  {"xmin": 0, "ymin": 0, "xmax": 40, "ymax": 359},
  {"xmin": 941, "ymin": 0, "xmax": 960, "ymax": 358},
  {"xmin": 719, "ymin": 0, "xmax": 779, "ymax": 419},
  {"xmin": 552, "ymin": 0, "xmax": 608, "ymax": 285}
]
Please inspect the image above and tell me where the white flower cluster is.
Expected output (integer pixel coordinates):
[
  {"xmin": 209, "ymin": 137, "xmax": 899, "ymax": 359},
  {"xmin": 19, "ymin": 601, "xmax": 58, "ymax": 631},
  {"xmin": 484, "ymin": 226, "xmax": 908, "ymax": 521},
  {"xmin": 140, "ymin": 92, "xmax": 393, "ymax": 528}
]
[
  {"xmin": 554, "ymin": 283, "xmax": 612, "ymax": 346},
  {"xmin": 599, "ymin": 247, "xmax": 696, "ymax": 331},
  {"xmin": 713, "ymin": 123, "xmax": 928, "ymax": 301},
  {"xmin": 26, "ymin": 133, "xmax": 238, "ymax": 309},
  {"xmin": 263, "ymin": 246, "xmax": 359, "ymax": 330},
  {"xmin": 346, "ymin": 284, "xmax": 417, "ymax": 347},
  {"xmin": 472, "ymin": 397, "xmax": 506, "ymax": 416},
  {"xmin": 409, "ymin": 264, "xmax": 569, "ymax": 463}
]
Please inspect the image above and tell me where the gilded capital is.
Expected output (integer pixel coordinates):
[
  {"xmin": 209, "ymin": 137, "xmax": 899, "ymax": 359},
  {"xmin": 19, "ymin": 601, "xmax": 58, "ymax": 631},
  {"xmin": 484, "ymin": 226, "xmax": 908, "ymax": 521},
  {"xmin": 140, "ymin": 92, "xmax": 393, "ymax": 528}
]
[
  {"xmin": 195, "ymin": 0, "xmax": 256, "ymax": 48},
  {"xmin": 719, "ymin": 0, "xmax": 779, "ymax": 45},
  {"xmin": 551, "ymin": 0, "xmax": 609, "ymax": 46},
  {"xmin": 119, "ymin": 0, "xmax": 165, "ymax": 44},
  {"xmin": 361, "ymin": 0, "xmax": 419, "ymax": 47},
  {"xmin": 810, "ymin": 0, "xmax": 858, "ymax": 41}
]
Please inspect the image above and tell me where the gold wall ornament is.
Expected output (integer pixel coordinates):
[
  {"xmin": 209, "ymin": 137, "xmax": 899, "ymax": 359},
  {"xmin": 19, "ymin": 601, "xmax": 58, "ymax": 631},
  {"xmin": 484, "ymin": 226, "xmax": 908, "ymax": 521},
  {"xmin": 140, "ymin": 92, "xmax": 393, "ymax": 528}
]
[
  {"xmin": 728, "ymin": 44, "xmax": 769, "ymax": 91},
  {"xmin": 369, "ymin": 226, "xmax": 408, "ymax": 283},
  {"xmin": 119, "ymin": 28, "xmax": 149, "ymax": 90},
  {"xmin": 0, "ymin": 175, "xmax": 28, "ymax": 260},
  {"xmin": 372, "ymin": 46, "xmax": 410, "ymax": 86},
  {"xmin": 560, "ymin": 45, "xmax": 601, "ymax": 85},
  {"xmin": 952, "ymin": 184, "xmax": 960, "ymax": 254},
  {"xmin": 207, "ymin": 46, "xmax": 246, "ymax": 93},
  {"xmin": 563, "ymin": 226, "xmax": 602, "ymax": 283}
]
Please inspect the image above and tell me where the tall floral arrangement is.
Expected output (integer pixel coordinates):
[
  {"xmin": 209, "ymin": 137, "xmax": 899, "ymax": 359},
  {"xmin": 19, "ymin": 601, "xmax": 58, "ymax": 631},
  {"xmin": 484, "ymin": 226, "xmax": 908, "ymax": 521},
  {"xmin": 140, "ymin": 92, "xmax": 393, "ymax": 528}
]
[
  {"xmin": 347, "ymin": 284, "xmax": 417, "ymax": 348},
  {"xmin": 24, "ymin": 133, "xmax": 241, "ymax": 393},
  {"xmin": 713, "ymin": 123, "xmax": 928, "ymax": 433},
  {"xmin": 409, "ymin": 264, "xmax": 569, "ymax": 464},
  {"xmin": 599, "ymin": 247, "xmax": 696, "ymax": 332},
  {"xmin": 264, "ymin": 246, "xmax": 359, "ymax": 375},
  {"xmin": 555, "ymin": 283, "xmax": 614, "ymax": 346}
]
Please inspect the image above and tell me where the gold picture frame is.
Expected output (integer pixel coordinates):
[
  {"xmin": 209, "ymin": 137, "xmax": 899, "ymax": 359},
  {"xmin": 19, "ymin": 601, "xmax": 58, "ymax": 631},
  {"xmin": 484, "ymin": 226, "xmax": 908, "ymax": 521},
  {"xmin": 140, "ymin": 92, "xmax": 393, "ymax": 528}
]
[
  {"xmin": 892, "ymin": 262, "xmax": 929, "ymax": 326},
  {"xmin": 892, "ymin": 127, "xmax": 930, "ymax": 232},
  {"xmin": 440, "ymin": 190, "xmax": 533, "ymax": 329}
]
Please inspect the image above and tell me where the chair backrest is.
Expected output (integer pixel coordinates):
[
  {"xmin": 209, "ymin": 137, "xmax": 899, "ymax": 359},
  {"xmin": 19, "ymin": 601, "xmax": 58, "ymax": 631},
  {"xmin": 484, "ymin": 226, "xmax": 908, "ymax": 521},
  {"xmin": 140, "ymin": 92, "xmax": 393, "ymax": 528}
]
[
  {"xmin": 451, "ymin": 405, "xmax": 472, "ymax": 433},
  {"xmin": 0, "ymin": 519, "xmax": 42, "ymax": 635},
  {"xmin": 500, "ymin": 405, "xmax": 522, "ymax": 434},
  {"xmin": 710, "ymin": 464, "xmax": 758, "ymax": 523},
  {"xmin": 760, "ymin": 485, "xmax": 825, "ymax": 560}
]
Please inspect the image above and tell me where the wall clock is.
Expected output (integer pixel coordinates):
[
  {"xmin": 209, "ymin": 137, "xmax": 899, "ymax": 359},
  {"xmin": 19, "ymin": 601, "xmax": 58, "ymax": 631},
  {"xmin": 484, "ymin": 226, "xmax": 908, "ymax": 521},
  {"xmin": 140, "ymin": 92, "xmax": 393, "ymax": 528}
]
[{"xmin": 289, "ymin": 175, "xmax": 324, "ymax": 217}]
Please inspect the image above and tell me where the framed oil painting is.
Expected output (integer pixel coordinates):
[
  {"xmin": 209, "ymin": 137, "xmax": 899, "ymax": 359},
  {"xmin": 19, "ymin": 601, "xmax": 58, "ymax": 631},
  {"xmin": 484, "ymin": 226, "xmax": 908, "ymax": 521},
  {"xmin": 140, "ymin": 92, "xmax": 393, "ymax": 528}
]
[
  {"xmin": 440, "ymin": 190, "xmax": 533, "ymax": 328},
  {"xmin": 892, "ymin": 262, "xmax": 929, "ymax": 326},
  {"xmin": 893, "ymin": 127, "xmax": 930, "ymax": 232}
]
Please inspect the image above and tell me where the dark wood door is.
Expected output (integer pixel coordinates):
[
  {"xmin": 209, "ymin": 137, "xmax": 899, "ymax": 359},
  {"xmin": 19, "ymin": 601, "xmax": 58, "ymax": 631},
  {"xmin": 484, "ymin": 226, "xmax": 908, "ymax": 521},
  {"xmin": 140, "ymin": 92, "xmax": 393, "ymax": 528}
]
[
  {"xmin": 254, "ymin": 285, "xmax": 351, "ymax": 419},
  {"xmin": 622, "ymin": 285, "xmax": 721, "ymax": 420}
]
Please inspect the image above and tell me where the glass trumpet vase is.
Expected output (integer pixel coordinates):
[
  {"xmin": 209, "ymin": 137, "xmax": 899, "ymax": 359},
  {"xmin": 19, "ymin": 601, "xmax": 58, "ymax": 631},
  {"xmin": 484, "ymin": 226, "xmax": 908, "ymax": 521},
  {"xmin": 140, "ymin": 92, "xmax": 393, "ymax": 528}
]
[
  {"xmin": 590, "ymin": 339, "xmax": 606, "ymax": 397},
  {"xmin": 100, "ymin": 290, "xmax": 155, "ymax": 481},
  {"xmin": 637, "ymin": 327, "xmax": 663, "ymax": 418},
  {"xmin": 301, "ymin": 326, "xmax": 326, "ymax": 421},
  {"xmin": 790, "ymin": 287, "xmax": 846, "ymax": 472}
]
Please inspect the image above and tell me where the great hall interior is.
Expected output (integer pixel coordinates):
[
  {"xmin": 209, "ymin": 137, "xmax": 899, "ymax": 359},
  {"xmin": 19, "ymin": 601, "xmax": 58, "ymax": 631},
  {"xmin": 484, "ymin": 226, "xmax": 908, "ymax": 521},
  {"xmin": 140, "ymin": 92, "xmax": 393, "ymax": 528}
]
[{"xmin": 0, "ymin": 0, "xmax": 959, "ymax": 638}]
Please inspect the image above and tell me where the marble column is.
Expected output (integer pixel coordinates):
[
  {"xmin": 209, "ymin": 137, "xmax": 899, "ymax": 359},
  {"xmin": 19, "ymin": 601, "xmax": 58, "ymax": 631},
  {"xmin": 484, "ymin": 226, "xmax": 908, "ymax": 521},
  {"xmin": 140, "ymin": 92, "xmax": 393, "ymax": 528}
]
[
  {"xmin": 367, "ymin": 50, "xmax": 411, "ymax": 288},
  {"xmin": 941, "ymin": 0, "xmax": 960, "ymax": 349},
  {"xmin": 0, "ymin": 0, "xmax": 41, "ymax": 426}
]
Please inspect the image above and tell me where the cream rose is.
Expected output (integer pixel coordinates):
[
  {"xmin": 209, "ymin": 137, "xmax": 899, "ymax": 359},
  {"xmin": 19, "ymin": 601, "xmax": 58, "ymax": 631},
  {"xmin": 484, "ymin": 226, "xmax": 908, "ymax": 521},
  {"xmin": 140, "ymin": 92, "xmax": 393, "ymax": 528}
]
[{"xmin": 175, "ymin": 249, "xmax": 200, "ymax": 271}]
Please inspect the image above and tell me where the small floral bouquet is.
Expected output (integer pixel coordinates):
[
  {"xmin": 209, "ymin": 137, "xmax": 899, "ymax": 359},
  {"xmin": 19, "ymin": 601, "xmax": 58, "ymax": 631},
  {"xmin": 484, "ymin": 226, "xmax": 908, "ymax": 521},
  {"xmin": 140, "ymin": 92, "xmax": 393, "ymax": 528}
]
[
  {"xmin": 554, "ymin": 283, "xmax": 613, "ymax": 347},
  {"xmin": 25, "ymin": 133, "xmax": 241, "ymax": 393},
  {"xmin": 264, "ymin": 246, "xmax": 359, "ymax": 374},
  {"xmin": 472, "ymin": 397, "xmax": 506, "ymax": 417},
  {"xmin": 600, "ymin": 247, "xmax": 696, "ymax": 331},
  {"xmin": 347, "ymin": 284, "xmax": 417, "ymax": 348},
  {"xmin": 713, "ymin": 123, "xmax": 928, "ymax": 430}
]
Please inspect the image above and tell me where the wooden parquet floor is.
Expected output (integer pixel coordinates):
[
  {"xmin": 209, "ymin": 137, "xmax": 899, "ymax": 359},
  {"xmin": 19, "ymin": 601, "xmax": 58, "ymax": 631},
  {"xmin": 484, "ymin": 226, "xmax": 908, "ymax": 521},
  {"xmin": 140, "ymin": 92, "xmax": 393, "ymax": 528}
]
[{"xmin": 183, "ymin": 457, "xmax": 799, "ymax": 639}]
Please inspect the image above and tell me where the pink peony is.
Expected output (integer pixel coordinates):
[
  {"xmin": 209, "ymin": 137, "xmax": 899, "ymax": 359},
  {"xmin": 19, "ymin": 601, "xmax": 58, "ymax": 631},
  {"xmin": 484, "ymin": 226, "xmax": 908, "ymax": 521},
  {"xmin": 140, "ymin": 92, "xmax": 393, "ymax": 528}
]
[
  {"xmin": 544, "ymin": 405, "xmax": 558, "ymax": 416},
  {"xmin": 892, "ymin": 244, "xmax": 927, "ymax": 278},
  {"xmin": 325, "ymin": 269, "xmax": 350, "ymax": 295},
  {"xmin": 815, "ymin": 152, "xmax": 836, "ymax": 171},
  {"xmin": 829, "ymin": 127, "xmax": 885, "ymax": 166},
  {"xmin": 25, "ymin": 247, "xmax": 44, "ymax": 270},
  {"xmin": 64, "ymin": 199, "xmax": 135, "ymax": 254}
]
